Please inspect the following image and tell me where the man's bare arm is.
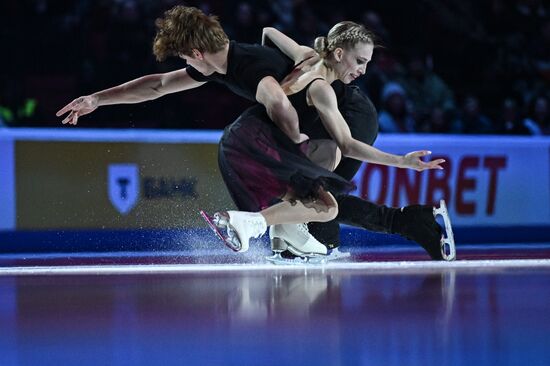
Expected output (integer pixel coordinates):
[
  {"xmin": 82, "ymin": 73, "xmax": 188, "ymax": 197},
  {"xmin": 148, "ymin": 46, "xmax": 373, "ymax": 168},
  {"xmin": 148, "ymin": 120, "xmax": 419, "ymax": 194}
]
[
  {"xmin": 56, "ymin": 69, "xmax": 205, "ymax": 125},
  {"xmin": 256, "ymin": 76, "xmax": 306, "ymax": 143}
]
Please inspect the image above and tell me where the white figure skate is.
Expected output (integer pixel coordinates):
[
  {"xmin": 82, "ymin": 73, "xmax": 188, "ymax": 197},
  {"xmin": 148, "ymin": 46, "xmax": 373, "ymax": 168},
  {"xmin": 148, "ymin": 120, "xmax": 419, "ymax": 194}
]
[
  {"xmin": 200, "ymin": 210, "xmax": 266, "ymax": 252},
  {"xmin": 433, "ymin": 200, "xmax": 456, "ymax": 261},
  {"xmin": 266, "ymin": 223, "xmax": 350, "ymax": 265}
]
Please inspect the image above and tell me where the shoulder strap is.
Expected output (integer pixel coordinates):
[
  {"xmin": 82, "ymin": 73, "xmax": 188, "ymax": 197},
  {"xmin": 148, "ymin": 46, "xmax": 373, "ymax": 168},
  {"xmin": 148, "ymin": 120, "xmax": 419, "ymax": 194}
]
[
  {"xmin": 303, "ymin": 77, "xmax": 326, "ymax": 90},
  {"xmin": 286, "ymin": 77, "xmax": 326, "ymax": 97}
]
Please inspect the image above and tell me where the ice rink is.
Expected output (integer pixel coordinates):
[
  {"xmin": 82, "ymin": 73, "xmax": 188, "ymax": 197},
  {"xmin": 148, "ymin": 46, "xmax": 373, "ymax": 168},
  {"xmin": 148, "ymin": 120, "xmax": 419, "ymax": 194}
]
[{"xmin": 1, "ymin": 243, "xmax": 549, "ymax": 366}]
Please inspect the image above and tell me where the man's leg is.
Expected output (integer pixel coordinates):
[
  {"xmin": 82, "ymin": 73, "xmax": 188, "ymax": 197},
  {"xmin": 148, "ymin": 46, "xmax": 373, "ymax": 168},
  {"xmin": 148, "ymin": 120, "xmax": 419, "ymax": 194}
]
[
  {"xmin": 308, "ymin": 195, "xmax": 396, "ymax": 249},
  {"xmin": 307, "ymin": 220, "xmax": 341, "ymax": 249},
  {"xmin": 312, "ymin": 195, "xmax": 447, "ymax": 260},
  {"xmin": 338, "ymin": 195, "xmax": 448, "ymax": 259}
]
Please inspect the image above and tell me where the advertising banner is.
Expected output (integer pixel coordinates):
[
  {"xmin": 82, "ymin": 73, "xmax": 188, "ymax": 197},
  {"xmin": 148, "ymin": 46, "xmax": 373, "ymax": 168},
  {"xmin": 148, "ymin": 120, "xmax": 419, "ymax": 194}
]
[
  {"xmin": 3, "ymin": 129, "xmax": 550, "ymax": 232},
  {"xmin": 15, "ymin": 140, "xmax": 234, "ymax": 229},
  {"xmin": 351, "ymin": 135, "xmax": 550, "ymax": 227}
]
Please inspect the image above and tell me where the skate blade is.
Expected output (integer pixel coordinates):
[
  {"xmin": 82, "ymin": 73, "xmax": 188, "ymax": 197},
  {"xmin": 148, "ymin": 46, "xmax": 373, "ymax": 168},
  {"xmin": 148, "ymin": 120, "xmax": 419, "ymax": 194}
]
[
  {"xmin": 265, "ymin": 252, "xmax": 314, "ymax": 265},
  {"xmin": 327, "ymin": 248, "xmax": 351, "ymax": 260},
  {"xmin": 287, "ymin": 244, "xmax": 327, "ymax": 258},
  {"xmin": 199, "ymin": 210, "xmax": 241, "ymax": 252},
  {"xmin": 265, "ymin": 248, "xmax": 350, "ymax": 265},
  {"xmin": 433, "ymin": 200, "xmax": 456, "ymax": 261}
]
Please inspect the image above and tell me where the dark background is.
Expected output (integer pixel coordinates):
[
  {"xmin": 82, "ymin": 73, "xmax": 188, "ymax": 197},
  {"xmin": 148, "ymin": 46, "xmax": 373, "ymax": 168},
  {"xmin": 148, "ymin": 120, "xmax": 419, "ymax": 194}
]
[{"xmin": 1, "ymin": 0, "xmax": 548, "ymax": 134}]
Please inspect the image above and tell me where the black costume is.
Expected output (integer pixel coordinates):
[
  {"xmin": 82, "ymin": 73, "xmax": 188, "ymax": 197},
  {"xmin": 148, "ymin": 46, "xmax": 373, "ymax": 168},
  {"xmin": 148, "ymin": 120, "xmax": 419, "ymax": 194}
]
[{"xmin": 186, "ymin": 41, "xmax": 293, "ymax": 101}]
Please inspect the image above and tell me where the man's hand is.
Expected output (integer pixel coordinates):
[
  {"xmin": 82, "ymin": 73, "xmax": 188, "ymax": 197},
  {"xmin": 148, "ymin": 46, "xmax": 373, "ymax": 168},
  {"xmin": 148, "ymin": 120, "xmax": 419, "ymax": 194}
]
[
  {"xmin": 56, "ymin": 95, "xmax": 99, "ymax": 125},
  {"xmin": 402, "ymin": 151, "xmax": 445, "ymax": 171},
  {"xmin": 298, "ymin": 133, "xmax": 309, "ymax": 143}
]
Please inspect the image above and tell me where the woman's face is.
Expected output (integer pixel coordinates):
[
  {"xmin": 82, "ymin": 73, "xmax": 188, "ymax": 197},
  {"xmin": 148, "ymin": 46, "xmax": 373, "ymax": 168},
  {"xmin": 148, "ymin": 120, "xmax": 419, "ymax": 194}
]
[{"xmin": 333, "ymin": 42, "xmax": 373, "ymax": 84}]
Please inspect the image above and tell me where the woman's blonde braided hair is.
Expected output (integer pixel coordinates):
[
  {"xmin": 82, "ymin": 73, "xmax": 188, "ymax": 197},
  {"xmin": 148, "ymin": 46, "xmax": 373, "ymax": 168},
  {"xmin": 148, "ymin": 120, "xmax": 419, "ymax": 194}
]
[{"xmin": 314, "ymin": 21, "xmax": 375, "ymax": 59}]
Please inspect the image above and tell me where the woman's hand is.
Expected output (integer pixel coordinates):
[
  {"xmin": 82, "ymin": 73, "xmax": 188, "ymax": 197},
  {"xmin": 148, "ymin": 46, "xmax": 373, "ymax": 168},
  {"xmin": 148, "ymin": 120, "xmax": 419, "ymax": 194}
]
[{"xmin": 402, "ymin": 150, "xmax": 445, "ymax": 171}]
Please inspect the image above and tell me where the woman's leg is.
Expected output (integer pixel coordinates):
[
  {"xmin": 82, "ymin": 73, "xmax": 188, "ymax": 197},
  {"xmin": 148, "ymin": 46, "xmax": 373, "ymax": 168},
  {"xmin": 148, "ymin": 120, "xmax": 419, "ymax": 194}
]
[
  {"xmin": 304, "ymin": 139, "xmax": 342, "ymax": 172},
  {"xmin": 260, "ymin": 188, "xmax": 338, "ymax": 225},
  {"xmin": 262, "ymin": 140, "xmax": 342, "ymax": 256},
  {"xmin": 218, "ymin": 188, "xmax": 338, "ymax": 253},
  {"xmin": 260, "ymin": 189, "xmax": 339, "ymax": 256}
]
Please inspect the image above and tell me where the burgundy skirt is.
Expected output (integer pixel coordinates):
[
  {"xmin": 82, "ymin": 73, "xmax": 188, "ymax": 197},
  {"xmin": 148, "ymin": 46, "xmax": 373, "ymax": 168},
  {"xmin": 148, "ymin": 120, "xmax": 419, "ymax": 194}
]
[{"xmin": 218, "ymin": 105, "xmax": 355, "ymax": 212}]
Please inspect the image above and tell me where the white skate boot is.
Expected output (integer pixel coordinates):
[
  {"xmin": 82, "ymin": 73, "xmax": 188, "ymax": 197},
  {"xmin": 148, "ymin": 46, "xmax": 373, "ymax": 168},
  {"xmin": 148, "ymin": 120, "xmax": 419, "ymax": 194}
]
[
  {"xmin": 200, "ymin": 210, "xmax": 266, "ymax": 252},
  {"xmin": 433, "ymin": 200, "xmax": 456, "ymax": 261},
  {"xmin": 267, "ymin": 223, "xmax": 351, "ymax": 265},
  {"xmin": 267, "ymin": 223, "xmax": 332, "ymax": 264},
  {"xmin": 226, "ymin": 211, "xmax": 267, "ymax": 252},
  {"xmin": 270, "ymin": 223, "xmax": 328, "ymax": 256}
]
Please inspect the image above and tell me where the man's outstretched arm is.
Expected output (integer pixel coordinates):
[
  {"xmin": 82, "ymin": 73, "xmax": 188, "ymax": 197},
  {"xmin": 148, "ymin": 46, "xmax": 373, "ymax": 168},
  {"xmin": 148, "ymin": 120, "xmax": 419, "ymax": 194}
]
[
  {"xmin": 256, "ymin": 76, "xmax": 306, "ymax": 143},
  {"xmin": 56, "ymin": 68, "xmax": 205, "ymax": 125}
]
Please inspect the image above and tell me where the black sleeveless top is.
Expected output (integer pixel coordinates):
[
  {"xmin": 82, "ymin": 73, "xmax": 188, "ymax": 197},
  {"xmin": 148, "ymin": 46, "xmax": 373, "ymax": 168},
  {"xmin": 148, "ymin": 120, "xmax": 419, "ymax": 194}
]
[
  {"xmin": 286, "ymin": 78, "xmax": 325, "ymax": 133},
  {"xmin": 186, "ymin": 41, "xmax": 294, "ymax": 101},
  {"xmin": 236, "ymin": 77, "xmax": 325, "ymax": 134}
]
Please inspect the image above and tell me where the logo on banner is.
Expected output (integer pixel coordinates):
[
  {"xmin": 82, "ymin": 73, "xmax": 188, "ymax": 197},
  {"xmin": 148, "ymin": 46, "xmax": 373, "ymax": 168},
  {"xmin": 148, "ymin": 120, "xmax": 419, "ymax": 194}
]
[{"xmin": 108, "ymin": 164, "xmax": 139, "ymax": 214}]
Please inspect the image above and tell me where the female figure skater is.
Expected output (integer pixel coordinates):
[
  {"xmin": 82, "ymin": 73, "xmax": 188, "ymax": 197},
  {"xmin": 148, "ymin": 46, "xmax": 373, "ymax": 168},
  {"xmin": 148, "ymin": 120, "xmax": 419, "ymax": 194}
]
[
  {"xmin": 261, "ymin": 26, "xmax": 455, "ymax": 261},
  {"xmin": 207, "ymin": 21, "xmax": 445, "ymax": 256}
]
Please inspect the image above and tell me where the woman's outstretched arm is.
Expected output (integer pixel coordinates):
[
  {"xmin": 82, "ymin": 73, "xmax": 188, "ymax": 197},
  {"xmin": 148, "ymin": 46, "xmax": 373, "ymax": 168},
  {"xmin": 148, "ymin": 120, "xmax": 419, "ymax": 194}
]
[{"xmin": 308, "ymin": 80, "xmax": 445, "ymax": 171}]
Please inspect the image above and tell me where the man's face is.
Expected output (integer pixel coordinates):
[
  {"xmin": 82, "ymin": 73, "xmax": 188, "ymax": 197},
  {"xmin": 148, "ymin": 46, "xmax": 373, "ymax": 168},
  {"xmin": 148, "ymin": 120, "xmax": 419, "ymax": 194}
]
[{"xmin": 334, "ymin": 42, "xmax": 373, "ymax": 84}]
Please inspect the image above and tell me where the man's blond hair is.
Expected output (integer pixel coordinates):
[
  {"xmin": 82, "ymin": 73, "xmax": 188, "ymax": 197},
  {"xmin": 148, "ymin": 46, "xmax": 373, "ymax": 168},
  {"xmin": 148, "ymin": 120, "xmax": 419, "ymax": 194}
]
[{"xmin": 153, "ymin": 6, "xmax": 229, "ymax": 61}]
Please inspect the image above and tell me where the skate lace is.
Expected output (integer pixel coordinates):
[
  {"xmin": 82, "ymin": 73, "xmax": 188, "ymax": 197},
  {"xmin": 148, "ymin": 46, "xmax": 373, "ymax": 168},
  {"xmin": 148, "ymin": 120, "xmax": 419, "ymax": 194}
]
[
  {"xmin": 250, "ymin": 217, "xmax": 266, "ymax": 238},
  {"xmin": 297, "ymin": 223, "xmax": 309, "ymax": 234}
]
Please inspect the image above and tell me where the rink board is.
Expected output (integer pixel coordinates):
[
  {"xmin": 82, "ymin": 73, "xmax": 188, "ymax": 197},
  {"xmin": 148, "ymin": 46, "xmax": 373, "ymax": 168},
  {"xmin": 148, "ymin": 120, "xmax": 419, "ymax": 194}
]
[{"xmin": 1, "ymin": 128, "xmax": 549, "ymax": 251}]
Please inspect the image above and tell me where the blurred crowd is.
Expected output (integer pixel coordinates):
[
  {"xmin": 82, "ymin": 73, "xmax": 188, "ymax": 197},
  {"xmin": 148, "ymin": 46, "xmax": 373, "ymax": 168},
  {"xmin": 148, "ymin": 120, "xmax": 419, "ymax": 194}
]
[{"xmin": 1, "ymin": 0, "xmax": 549, "ymax": 134}]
